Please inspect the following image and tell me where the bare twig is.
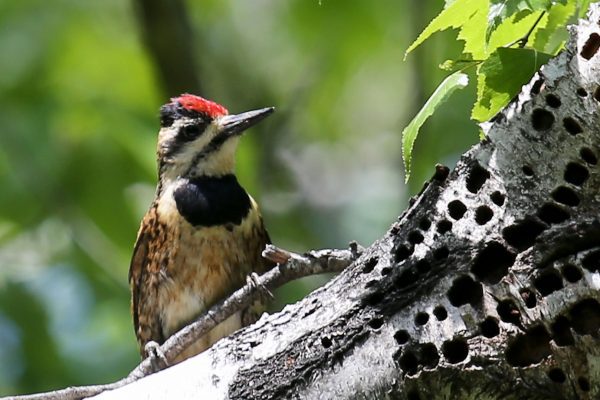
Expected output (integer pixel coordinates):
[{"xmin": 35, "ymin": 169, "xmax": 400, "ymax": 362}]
[{"xmin": 5, "ymin": 245, "xmax": 360, "ymax": 400}]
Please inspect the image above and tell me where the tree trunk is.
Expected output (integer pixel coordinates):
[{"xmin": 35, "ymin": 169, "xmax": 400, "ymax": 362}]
[{"xmin": 92, "ymin": 6, "xmax": 600, "ymax": 400}]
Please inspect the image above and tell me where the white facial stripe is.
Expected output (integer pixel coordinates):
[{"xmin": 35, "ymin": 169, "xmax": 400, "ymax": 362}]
[{"xmin": 157, "ymin": 118, "xmax": 238, "ymax": 183}]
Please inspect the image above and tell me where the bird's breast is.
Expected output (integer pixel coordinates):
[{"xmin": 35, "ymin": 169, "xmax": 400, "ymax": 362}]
[{"xmin": 153, "ymin": 179, "xmax": 264, "ymax": 338}]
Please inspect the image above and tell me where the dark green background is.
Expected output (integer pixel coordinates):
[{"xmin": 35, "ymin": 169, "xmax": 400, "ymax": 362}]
[{"xmin": 0, "ymin": 0, "xmax": 478, "ymax": 395}]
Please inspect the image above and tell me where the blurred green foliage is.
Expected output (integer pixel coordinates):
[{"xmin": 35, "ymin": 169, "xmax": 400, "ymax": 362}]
[{"xmin": 0, "ymin": 0, "xmax": 477, "ymax": 395}]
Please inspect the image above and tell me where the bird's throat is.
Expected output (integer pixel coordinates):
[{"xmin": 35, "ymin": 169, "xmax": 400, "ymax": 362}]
[{"xmin": 173, "ymin": 175, "xmax": 252, "ymax": 227}]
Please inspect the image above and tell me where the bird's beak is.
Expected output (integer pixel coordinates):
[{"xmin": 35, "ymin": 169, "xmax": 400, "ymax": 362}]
[{"xmin": 219, "ymin": 107, "xmax": 275, "ymax": 138}]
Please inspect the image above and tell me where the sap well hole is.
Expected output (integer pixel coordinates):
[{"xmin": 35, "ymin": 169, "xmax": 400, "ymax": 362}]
[
  {"xmin": 419, "ymin": 217, "xmax": 431, "ymax": 231},
  {"xmin": 538, "ymin": 202, "xmax": 570, "ymax": 224},
  {"xmin": 433, "ymin": 246, "xmax": 449, "ymax": 260},
  {"xmin": 442, "ymin": 338, "xmax": 468, "ymax": 364},
  {"xmin": 534, "ymin": 269, "xmax": 564, "ymax": 296},
  {"xmin": 490, "ymin": 191, "xmax": 505, "ymax": 206},
  {"xmin": 561, "ymin": 264, "xmax": 582, "ymax": 283},
  {"xmin": 408, "ymin": 231, "xmax": 424, "ymax": 244},
  {"xmin": 471, "ymin": 241, "xmax": 515, "ymax": 284},
  {"xmin": 436, "ymin": 219, "xmax": 452, "ymax": 234},
  {"xmin": 551, "ymin": 186, "xmax": 580, "ymax": 207},
  {"xmin": 497, "ymin": 299, "xmax": 521, "ymax": 325},
  {"xmin": 520, "ymin": 288, "xmax": 537, "ymax": 308},
  {"xmin": 580, "ymin": 147, "xmax": 598, "ymax": 165},
  {"xmin": 448, "ymin": 275, "xmax": 483, "ymax": 307},
  {"xmin": 448, "ymin": 200, "xmax": 467, "ymax": 220},
  {"xmin": 433, "ymin": 305, "xmax": 447, "ymax": 321},
  {"xmin": 502, "ymin": 218, "xmax": 546, "ymax": 251},
  {"xmin": 531, "ymin": 108, "xmax": 554, "ymax": 131},
  {"xmin": 475, "ymin": 205, "xmax": 494, "ymax": 225},
  {"xmin": 505, "ymin": 325, "xmax": 551, "ymax": 367},
  {"xmin": 466, "ymin": 163, "xmax": 490, "ymax": 193},
  {"xmin": 582, "ymin": 249, "xmax": 600, "ymax": 272},
  {"xmin": 420, "ymin": 343, "xmax": 439, "ymax": 368},
  {"xmin": 399, "ymin": 350, "xmax": 419, "ymax": 375},
  {"xmin": 414, "ymin": 312, "xmax": 430, "ymax": 326},
  {"xmin": 522, "ymin": 165, "xmax": 535, "ymax": 176},
  {"xmin": 578, "ymin": 377, "xmax": 590, "ymax": 392},
  {"xmin": 563, "ymin": 117, "xmax": 583, "ymax": 135},
  {"xmin": 362, "ymin": 257, "xmax": 379, "ymax": 273},
  {"xmin": 569, "ymin": 298, "xmax": 600, "ymax": 336},
  {"xmin": 550, "ymin": 316, "xmax": 575, "ymax": 346},
  {"xmin": 480, "ymin": 317, "xmax": 500, "ymax": 338},
  {"xmin": 580, "ymin": 32, "xmax": 600, "ymax": 60},
  {"xmin": 545, "ymin": 94, "xmax": 561, "ymax": 108},
  {"xmin": 564, "ymin": 162, "xmax": 589, "ymax": 186},
  {"xmin": 394, "ymin": 329, "xmax": 410, "ymax": 345},
  {"xmin": 547, "ymin": 368, "xmax": 566, "ymax": 383}
]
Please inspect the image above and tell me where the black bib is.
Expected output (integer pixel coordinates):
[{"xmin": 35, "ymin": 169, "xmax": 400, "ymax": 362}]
[{"xmin": 173, "ymin": 175, "xmax": 251, "ymax": 227}]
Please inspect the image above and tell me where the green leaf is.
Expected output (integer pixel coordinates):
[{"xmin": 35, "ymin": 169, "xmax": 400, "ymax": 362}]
[
  {"xmin": 487, "ymin": 10, "xmax": 546, "ymax": 51},
  {"xmin": 402, "ymin": 72, "xmax": 469, "ymax": 182},
  {"xmin": 472, "ymin": 47, "xmax": 552, "ymax": 122},
  {"xmin": 532, "ymin": 1, "xmax": 576, "ymax": 53},
  {"xmin": 487, "ymin": 0, "xmax": 566, "ymax": 40},
  {"xmin": 405, "ymin": 0, "xmax": 489, "ymax": 59},
  {"xmin": 458, "ymin": 0, "xmax": 490, "ymax": 59}
]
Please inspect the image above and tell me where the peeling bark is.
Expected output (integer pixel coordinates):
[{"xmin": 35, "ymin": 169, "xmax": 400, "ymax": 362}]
[{"xmin": 89, "ymin": 6, "xmax": 600, "ymax": 400}]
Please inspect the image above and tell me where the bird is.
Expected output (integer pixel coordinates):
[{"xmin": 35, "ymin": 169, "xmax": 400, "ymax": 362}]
[{"xmin": 129, "ymin": 93, "xmax": 274, "ymax": 363}]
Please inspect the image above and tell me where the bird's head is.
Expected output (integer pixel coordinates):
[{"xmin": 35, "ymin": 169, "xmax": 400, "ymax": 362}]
[{"xmin": 156, "ymin": 93, "xmax": 274, "ymax": 184}]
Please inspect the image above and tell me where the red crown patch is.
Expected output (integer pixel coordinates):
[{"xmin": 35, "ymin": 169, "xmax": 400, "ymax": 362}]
[{"xmin": 174, "ymin": 94, "xmax": 228, "ymax": 118}]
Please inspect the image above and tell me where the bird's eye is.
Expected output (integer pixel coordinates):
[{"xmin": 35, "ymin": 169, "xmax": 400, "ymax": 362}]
[{"xmin": 179, "ymin": 123, "xmax": 205, "ymax": 141}]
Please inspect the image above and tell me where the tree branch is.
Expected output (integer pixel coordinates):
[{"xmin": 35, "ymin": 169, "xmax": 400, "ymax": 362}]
[
  {"xmin": 4, "ymin": 246, "xmax": 359, "ymax": 400},
  {"xmin": 135, "ymin": 244, "xmax": 362, "ymax": 376}
]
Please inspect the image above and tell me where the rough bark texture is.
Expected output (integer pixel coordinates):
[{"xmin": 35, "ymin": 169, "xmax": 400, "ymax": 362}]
[{"xmin": 93, "ymin": 7, "xmax": 600, "ymax": 400}]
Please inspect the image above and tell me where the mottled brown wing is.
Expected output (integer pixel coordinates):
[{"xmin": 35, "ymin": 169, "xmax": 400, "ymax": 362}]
[
  {"xmin": 129, "ymin": 207, "xmax": 165, "ymax": 356},
  {"xmin": 254, "ymin": 217, "xmax": 275, "ymax": 274},
  {"xmin": 242, "ymin": 216, "xmax": 275, "ymax": 326}
]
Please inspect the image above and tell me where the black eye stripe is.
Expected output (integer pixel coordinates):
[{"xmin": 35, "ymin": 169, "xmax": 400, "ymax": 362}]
[
  {"xmin": 177, "ymin": 125, "xmax": 202, "ymax": 142},
  {"xmin": 159, "ymin": 101, "xmax": 214, "ymax": 162},
  {"xmin": 161, "ymin": 121, "xmax": 209, "ymax": 161},
  {"xmin": 178, "ymin": 124, "xmax": 206, "ymax": 141}
]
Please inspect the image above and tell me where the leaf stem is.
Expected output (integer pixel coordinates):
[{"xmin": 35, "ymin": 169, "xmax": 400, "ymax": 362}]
[{"xmin": 506, "ymin": 11, "xmax": 546, "ymax": 49}]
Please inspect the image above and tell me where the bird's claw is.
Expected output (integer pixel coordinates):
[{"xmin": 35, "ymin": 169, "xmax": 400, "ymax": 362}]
[
  {"xmin": 144, "ymin": 341, "xmax": 169, "ymax": 371},
  {"xmin": 246, "ymin": 272, "xmax": 274, "ymax": 300}
]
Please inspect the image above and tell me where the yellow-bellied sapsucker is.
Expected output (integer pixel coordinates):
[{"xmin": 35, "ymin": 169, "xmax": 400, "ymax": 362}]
[{"xmin": 129, "ymin": 94, "xmax": 274, "ymax": 362}]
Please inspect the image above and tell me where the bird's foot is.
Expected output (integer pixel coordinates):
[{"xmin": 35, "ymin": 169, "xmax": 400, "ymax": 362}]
[
  {"xmin": 144, "ymin": 341, "xmax": 169, "ymax": 371},
  {"xmin": 246, "ymin": 272, "xmax": 274, "ymax": 301}
]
